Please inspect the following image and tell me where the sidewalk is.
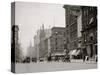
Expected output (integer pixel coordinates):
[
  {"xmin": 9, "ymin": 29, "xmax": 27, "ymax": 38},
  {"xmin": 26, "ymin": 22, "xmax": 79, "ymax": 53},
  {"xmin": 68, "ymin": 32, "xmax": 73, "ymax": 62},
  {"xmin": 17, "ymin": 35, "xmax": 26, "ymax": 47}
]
[{"xmin": 70, "ymin": 59, "xmax": 97, "ymax": 64}]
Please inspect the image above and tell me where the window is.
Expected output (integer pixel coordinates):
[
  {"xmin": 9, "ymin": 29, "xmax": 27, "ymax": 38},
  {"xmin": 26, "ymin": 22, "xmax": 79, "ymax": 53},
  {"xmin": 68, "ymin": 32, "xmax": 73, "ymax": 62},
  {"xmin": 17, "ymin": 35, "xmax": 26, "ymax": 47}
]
[{"xmin": 90, "ymin": 36, "xmax": 93, "ymax": 41}]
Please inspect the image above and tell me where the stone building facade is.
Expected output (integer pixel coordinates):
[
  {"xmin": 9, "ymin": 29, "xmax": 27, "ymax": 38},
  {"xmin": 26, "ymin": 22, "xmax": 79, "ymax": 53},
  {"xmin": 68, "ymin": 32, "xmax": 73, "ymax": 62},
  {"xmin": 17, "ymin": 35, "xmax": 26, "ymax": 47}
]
[
  {"xmin": 34, "ymin": 25, "xmax": 51, "ymax": 60},
  {"xmin": 63, "ymin": 5, "xmax": 97, "ymax": 59},
  {"xmin": 11, "ymin": 25, "xmax": 22, "ymax": 63},
  {"xmin": 81, "ymin": 6, "xmax": 97, "ymax": 58},
  {"xmin": 34, "ymin": 30, "xmax": 40, "ymax": 61},
  {"xmin": 63, "ymin": 5, "xmax": 82, "ymax": 52}
]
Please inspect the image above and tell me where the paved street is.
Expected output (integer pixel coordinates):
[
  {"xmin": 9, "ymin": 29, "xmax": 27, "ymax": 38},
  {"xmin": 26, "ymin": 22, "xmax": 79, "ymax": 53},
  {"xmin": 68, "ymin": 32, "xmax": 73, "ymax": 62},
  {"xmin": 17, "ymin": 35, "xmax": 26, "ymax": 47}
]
[{"xmin": 16, "ymin": 60, "xmax": 97, "ymax": 73}]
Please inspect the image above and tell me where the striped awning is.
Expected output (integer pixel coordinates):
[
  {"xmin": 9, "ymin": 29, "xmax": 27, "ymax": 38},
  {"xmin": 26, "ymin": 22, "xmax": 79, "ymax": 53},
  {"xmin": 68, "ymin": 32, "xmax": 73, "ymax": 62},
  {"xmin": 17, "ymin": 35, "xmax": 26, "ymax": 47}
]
[{"xmin": 69, "ymin": 49, "xmax": 81, "ymax": 56}]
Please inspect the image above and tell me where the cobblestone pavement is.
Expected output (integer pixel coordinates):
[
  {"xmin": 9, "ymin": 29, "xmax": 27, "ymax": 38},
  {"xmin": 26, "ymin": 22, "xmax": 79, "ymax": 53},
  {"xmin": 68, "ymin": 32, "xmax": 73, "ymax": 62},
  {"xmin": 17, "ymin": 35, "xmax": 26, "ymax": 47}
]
[{"xmin": 15, "ymin": 60, "xmax": 97, "ymax": 73}]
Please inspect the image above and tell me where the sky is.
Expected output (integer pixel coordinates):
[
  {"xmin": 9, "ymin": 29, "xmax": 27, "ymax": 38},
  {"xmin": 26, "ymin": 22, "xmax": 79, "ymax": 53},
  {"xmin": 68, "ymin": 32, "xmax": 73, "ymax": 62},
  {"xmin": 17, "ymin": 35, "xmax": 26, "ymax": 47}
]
[{"xmin": 15, "ymin": 2, "xmax": 65, "ymax": 55}]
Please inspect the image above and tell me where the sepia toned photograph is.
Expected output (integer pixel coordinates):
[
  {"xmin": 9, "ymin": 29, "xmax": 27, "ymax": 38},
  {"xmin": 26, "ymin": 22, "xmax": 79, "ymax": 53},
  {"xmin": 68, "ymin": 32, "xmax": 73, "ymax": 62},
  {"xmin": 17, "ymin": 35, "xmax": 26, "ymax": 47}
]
[{"xmin": 11, "ymin": 2, "xmax": 97, "ymax": 73}]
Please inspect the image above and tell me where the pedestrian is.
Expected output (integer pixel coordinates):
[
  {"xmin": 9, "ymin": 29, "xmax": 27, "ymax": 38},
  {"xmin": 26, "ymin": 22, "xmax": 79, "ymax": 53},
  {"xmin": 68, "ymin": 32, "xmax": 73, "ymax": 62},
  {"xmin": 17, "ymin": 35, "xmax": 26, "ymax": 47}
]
[
  {"xmin": 82, "ymin": 47, "xmax": 87, "ymax": 62},
  {"xmin": 85, "ymin": 55, "xmax": 89, "ymax": 61},
  {"xmin": 95, "ymin": 55, "xmax": 98, "ymax": 62},
  {"xmin": 83, "ymin": 55, "xmax": 85, "ymax": 62}
]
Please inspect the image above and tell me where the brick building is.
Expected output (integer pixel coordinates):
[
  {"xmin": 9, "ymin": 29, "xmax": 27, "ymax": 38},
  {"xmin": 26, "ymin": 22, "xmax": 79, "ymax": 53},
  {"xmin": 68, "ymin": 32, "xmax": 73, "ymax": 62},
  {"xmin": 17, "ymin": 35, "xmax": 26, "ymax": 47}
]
[{"xmin": 50, "ymin": 27, "xmax": 66, "ymax": 57}]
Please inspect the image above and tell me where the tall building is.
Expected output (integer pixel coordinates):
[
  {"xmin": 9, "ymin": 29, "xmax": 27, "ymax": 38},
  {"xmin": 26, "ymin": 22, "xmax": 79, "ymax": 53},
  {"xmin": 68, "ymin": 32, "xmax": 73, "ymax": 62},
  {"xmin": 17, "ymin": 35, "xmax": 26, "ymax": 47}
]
[
  {"xmin": 34, "ymin": 30, "xmax": 40, "ymax": 60},
  {"xmin": 11, "ymin": 25, "xmax": 21, "ymax": 63},
  {"xmin": 44, "ymin": 29, "xmax": 51, "ymax": 57},
  {"xmin": 50, "ymin": 27, "xmax": 66, "ymax": 57},
  {"xmin": 34, "ymin": 24, "xmax": 51, "ymax": 60},
  {"xmin": 63, "ymin": 5, "xmax": 82, "ymax": 52},
  {"xmin": 27, "ymin": 41, "xmax": 36, "ymax": 59},
  {"xmin": 81, "ymin": 6, "xmax": 97, "ymax": 58},
  {"xmin": 39, "ymin": 24, "xmax": 46, "ymax": 58}
]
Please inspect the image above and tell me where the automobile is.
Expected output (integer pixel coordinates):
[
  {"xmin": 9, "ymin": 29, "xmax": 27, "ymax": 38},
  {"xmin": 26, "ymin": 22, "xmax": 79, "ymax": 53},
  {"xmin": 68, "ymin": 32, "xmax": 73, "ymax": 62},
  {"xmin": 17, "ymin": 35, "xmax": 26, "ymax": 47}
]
[
  {"xmin": 23, "ymin": 57, "xmax": 30, "ymax": 63},
  {"xmin": 32, "ymin": 58, "xmax": 37, "ymax": 62},
  {"xmin": 47, "ymin": 56, "xmax": 52, "ymax": 62},
  {"xmin": 39, "ymin": 58, "xmax": 44, "ymax": 62},
  {"xmin": 63, "ymin": 55, "xmax": 70, "ymax": 62}
]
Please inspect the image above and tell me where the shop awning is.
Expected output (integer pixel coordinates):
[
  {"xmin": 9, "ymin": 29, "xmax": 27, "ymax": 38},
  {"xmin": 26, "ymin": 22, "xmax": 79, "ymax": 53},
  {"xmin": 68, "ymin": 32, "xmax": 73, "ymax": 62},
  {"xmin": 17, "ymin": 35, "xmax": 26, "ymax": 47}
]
[
  {"xmin": 75, "ymin": 50, "xmax": 81, "ymax": 56},
  {"xmin": 69, "ymin": 49, "xmax": 81, "ymax": 56},
  {"xmin": 68, "ymin": 49, "xmax": 77, "ymax": 56},
  {"xmin": 51, "ymin": 52, "xmax": 65, "ymax": 56}
]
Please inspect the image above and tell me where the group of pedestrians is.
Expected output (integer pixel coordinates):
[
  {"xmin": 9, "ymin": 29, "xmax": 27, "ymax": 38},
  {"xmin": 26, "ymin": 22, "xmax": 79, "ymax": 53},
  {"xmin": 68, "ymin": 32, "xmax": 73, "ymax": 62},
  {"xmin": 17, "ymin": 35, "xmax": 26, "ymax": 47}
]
[{"xmin": 82, "ymin": 47, "xmax": 97, "ymax": 62}]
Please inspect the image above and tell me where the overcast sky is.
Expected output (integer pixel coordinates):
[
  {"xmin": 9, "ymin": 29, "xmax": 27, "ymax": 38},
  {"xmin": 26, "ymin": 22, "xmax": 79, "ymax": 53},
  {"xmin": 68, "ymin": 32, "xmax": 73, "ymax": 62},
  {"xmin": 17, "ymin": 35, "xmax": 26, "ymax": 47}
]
[{"xmin": 15, "ymin": 2, "xmax": 65, "ymax": 55}]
